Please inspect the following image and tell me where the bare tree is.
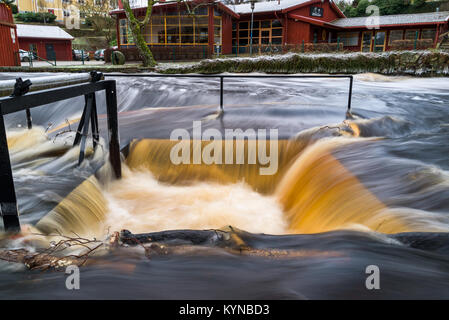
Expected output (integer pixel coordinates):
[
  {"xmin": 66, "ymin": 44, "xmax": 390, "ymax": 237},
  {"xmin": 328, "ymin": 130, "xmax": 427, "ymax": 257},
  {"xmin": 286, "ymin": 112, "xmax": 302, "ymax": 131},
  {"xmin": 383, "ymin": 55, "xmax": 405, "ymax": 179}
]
[
  {"xmin": 121, "ymin": 0, "xmax": 212, "ymax": 67},
  {"xmin": 121, "ymin": 0, "xmax": 157, "ymax": 67},
  {"xmin": 79, "ymin": 0, "xmax": 117, "ymax": 44}
]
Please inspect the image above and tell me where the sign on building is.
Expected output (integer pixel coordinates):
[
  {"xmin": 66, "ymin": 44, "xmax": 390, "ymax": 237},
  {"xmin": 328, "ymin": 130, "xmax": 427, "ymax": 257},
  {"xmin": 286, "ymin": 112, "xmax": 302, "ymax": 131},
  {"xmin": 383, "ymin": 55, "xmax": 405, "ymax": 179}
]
[{"xmin": 310, "ymin": 6, "xmax": 324, "ymax": 17}]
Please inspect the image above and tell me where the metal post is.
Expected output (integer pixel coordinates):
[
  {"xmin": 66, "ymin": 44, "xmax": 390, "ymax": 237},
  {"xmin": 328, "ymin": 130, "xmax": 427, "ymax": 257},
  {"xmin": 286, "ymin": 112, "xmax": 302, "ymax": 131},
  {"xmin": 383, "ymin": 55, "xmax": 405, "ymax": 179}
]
[
  {"xmin": 0, "ymin": 113, "xmax": 20, "ymax": 232},
  {"xmin": 90, "ymin": 94, "xmax": 99, "ymax": 150},
  {"xmin": 28, "ymin": 51, "xmax": 33, "ymax": 67},
  {"xmin": 348, "ymin": 76, "xmax": 353, "ymax": 112},
  {"xmin": 26, "ymin": 108, "xmax": 32, "ymax": 129},
  {"xmin": 82, "ymin": 49, "xmax": 85, "ymax": 65},
  {"xmin": 105, "ymin": 81, "xmax": 121, "ymax": 179},
  {"xmin": 73, "ymin": 95, "xmax": 89, "ymax": 146},
  {"xmin": 78, "ymin": 93, "xmax": 93, "ymax": 165},
  {"xmin": 414, "ymin": 31, "xmax": 419, "ymax": 50},
  {"xmin": 220, "ymin": 76, "xmax": 224, "ymax": 111},
  {"xmin": 250, "ymin": 5, "xmax": 254, "ymax": 56}
]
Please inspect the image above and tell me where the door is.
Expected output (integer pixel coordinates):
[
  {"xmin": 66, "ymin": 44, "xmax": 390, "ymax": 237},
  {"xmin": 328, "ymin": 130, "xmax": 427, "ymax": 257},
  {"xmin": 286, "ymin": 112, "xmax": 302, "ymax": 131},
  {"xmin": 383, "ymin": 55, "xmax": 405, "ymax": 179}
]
[
  {"xmin": 45, "ymin": 43, "xmax": 56, "ymax": 61},
  {"xmin": 259, "ymin": 29, "xmax": 271, "ymax": 53},
  {"xmin": 361, "ymin": 31, "xmax": 373, "ymax": 52},
  {"xmin": 373, "ymin": 31, "xmax": 386, "ymax": 52}
]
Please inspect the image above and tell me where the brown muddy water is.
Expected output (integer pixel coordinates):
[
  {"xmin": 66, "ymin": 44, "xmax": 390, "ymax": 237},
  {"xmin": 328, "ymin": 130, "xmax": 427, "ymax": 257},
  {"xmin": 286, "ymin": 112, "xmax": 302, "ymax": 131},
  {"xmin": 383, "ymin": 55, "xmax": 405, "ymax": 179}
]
[{"xmin": 0, "ymin": 73, "xmax": 448, "ymax": 299}]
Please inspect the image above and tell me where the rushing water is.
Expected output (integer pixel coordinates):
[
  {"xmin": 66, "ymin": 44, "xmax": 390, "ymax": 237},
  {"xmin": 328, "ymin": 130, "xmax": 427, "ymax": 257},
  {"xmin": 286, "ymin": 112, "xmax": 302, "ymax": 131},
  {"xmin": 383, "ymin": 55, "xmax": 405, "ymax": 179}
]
[{"xmin": 0, "ymin": 72, "xmax": 449, "ymax": 299}]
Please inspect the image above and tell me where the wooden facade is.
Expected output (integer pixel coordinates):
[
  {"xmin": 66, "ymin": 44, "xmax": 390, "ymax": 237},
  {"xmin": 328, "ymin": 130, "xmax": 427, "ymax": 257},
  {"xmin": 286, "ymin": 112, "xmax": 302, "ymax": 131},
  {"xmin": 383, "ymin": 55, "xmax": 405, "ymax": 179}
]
[
  {"xmin": 18, "ymin": 37, "xmax": 73, "ymax": 61},
  {"xmin": 112, "ymin": 0, "xmax": 449, "ymax": 56},
  {"xmin": 0, "ymin": 3, "xmax": 20, "ymax": 66}
]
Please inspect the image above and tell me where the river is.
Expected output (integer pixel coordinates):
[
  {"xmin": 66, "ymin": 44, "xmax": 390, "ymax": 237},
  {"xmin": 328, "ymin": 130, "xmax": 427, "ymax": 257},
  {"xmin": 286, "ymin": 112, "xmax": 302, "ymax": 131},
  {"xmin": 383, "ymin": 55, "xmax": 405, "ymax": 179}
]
[{"xmin": 0, "ymin": 72, "xmax": 448, "ymax": 299}]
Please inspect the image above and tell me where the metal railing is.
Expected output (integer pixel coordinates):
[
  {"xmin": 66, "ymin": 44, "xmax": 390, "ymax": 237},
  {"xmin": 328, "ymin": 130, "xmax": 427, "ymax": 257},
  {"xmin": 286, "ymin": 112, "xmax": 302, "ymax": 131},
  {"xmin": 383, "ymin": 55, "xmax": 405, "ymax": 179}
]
[
  {"xmin": 26, "ymin": 51, "xmax": 57, "ymax": 67},
  {"xmin": 105, "ymin": 74, "xmax": 354, "ymax": 113},
  {"xmin": 0, "ymin": 72, "xmax": 121, "ymax": 232}
]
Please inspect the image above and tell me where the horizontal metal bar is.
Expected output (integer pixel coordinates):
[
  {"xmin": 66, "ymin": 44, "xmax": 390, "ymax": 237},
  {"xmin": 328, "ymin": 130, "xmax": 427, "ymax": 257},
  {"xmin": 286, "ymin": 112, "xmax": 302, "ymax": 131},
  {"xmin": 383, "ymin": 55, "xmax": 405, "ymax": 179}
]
[
  {"xmin": 105, "ymin": 74, "xmax": 353, "ymax": 79},
  {"xmin": 0, "ymin": 80, "xmax": 114, "ymax": 115},
  {"xmin": 0, "ymin": 73, "xmax": 94, "ymax": 98}
]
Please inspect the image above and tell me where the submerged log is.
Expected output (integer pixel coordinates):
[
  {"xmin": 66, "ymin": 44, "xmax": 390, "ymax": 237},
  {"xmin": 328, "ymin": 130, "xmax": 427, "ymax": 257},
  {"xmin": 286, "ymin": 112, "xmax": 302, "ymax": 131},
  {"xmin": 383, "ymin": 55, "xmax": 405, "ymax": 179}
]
[
  {"xmin": 119, "ymin": 229, "xmax": 230, "ymax": 246},
  {"xmin": 118, "ymin": 228, "xmax": 343, "ymax": 260}
]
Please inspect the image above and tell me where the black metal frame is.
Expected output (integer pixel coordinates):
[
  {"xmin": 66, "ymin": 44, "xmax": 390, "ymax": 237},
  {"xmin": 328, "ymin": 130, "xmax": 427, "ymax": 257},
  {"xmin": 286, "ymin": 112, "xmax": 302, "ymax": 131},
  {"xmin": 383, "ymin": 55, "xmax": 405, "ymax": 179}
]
[
  {"xmin": 0, "ymin": 80, "xmax": 121, "ymax": 232},
  {"xmin": 105, "ymin": 74, "xmax": 354, "ymax": 112}
]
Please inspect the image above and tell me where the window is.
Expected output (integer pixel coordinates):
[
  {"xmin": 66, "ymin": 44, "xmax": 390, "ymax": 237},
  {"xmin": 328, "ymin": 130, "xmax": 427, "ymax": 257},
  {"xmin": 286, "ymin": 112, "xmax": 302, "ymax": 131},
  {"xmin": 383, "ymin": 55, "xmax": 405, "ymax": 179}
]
[
  {"xmin": 233, "ymin": 19, "xmax": 283, "ymax": 51},
  {"xmin": 405, "ymin": 29, "xmax": 419, "ymax": 40},
  {"xmin": 119, "ymin": 19, "xmax": 133, "ymax": 44},
  {"xmin": 194, "ymin": 7, "xmax": 208, "ymax": 15},
  {"xmin": 421, "ymin": 29, "xmax": 436, "ymax": 40},
  {"xmin": 337, "ymin": 32, "xmax": 359, "ymax": 47},
  {"xmin": 389, "ymin": 30, "xmax": 403, "ymax": 45},
  {"xmin": 132, "ymin": 9, "xmax": 217, "ymax": 46},
  {"xmin": 374, "ymin": 31, "xmax": 386, "ymax": 52}
]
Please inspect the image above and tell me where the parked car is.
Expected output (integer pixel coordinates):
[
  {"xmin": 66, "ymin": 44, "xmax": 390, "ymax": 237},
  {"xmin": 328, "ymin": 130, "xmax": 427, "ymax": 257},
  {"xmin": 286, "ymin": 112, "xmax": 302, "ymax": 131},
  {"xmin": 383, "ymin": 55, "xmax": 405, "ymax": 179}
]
[
  {"xmin": 94, "ymin": 49, "xmax": 105, "ymax": 61},
  {"xmin": 72, "ymin": 49, "xmax": 90, "ymax": 61},
  {"xmin": 19, "ymin": 49, "xmax": 36, "ymax": 62}
]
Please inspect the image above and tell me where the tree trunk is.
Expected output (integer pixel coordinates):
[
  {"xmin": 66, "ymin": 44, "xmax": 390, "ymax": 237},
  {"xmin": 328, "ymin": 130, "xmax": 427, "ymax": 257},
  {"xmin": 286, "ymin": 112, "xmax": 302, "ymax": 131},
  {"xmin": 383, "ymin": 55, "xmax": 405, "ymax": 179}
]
[{"xmin": 122, "ymin": 0, "xmax": 156, "ymax": 67}]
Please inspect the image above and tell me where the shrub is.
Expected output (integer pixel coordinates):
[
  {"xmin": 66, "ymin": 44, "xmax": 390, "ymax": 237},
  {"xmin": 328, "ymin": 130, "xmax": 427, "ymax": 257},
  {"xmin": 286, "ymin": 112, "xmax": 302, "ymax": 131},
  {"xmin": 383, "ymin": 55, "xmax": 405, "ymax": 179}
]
[
  {"xmin": 104, "ymin": 46, "xmax": 210, "ymax": 63},
  {"xmin": 111, "ymin": 51, "xmax": 125, "ymax": 65},
  {"xmin": 285, "ymin": 42, "xmax": 344, "ymax": 53},
  {"xmin": 390, "ymin": 39, "xmax": 434, "ymax": 51},
  {"xmin": 16, "ymin": 12, "xmax": 56, "ymax": 23}
]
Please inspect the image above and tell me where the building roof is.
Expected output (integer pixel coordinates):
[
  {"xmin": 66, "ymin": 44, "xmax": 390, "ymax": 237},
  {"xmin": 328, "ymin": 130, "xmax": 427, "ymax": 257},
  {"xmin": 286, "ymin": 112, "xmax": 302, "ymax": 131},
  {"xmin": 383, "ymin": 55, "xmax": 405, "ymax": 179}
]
[
  {"xmin": 223, "ymin": 0, "xmax": 309, "ymax": 14},
  {"xmin": 16, "ymin": 24, "xmax": 74, "ymax": 40},
  {"xmin": 111, "ymin": 0, "xmax": 344, "ymax": 17},
  {"xmin": 331, "ymin": 11, "xmax": 449, "ymax": 28}
]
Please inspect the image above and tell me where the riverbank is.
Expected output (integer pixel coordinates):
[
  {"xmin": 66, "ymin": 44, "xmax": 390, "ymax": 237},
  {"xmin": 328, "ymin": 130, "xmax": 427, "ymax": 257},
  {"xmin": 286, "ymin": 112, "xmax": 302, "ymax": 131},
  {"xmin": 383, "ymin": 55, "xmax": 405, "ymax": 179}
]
[
  {"xmin": 159, "ymin": 51, "xmax": 449, "ymax": 76},
  {"xmin": 1, "ymin": 51, "xmax": 448, "ymax": 76}
]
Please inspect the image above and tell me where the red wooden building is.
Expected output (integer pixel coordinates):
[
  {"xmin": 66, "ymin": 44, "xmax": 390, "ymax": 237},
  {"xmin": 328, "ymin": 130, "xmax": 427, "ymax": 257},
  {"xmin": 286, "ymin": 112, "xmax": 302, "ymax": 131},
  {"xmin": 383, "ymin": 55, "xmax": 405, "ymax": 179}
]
[
  {"xmin": 16, "ymin": 24, "xmax": 74, "ymax": 61},
  {"xmin": 111, "ymin": 0, "xmax": 449, "ymax": 56},
  {"xmin": 0, "ymin": 3, "xmax": 20, "ymax": 66}
]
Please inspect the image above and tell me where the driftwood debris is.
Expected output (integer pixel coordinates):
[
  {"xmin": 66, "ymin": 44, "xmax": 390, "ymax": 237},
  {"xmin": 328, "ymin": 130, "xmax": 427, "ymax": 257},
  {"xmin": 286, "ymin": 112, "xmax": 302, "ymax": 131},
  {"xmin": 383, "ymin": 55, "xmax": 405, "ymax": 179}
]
[
  {"xmin": 0, "ymin": 233, "xmax": 103, "ymax": 271},
  {"xmin": 0, "ymin": 227, "xmax": 345, "ymax": 271}
]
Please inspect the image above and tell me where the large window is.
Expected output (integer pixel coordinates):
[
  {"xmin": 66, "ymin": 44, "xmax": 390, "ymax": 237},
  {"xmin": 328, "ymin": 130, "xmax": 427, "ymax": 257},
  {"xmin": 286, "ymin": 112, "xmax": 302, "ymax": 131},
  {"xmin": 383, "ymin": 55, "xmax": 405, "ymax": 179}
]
[
  {"xmin": 405, "ymin": 29, "xmax": 419, "ymax": 40},
  {"xmin": 389, "ymin": 30, "xmax": 403, "ymax": 45},
  {"xmin": 421, "ymin": 28, "xmax": 436, "ymax": 40},
  {"xmin": 232, "ymin": 19, "xmax": 283, "ymax": 51},
  {"xmin": 337, "ymin": 32, "xmax": 359, "ymax": 47},
  {"xmin": 119, "ymin": 19, "xmax": 134, "ymax": 45},
  {"xmin": 120, "ymin": 8, "xmax": 219, "ymax": 46}
]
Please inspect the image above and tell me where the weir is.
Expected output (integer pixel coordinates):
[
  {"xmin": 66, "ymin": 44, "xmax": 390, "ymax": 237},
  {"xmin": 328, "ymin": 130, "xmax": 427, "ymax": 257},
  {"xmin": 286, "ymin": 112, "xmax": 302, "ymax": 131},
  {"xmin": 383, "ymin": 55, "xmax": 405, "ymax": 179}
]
[
  {"xmin": 0, "ymin": 72, "xmax": 355, "ymax": 233},
  {"xmin": 0, "ymin": 72, "xmax": 121, "ymax": 232}
]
